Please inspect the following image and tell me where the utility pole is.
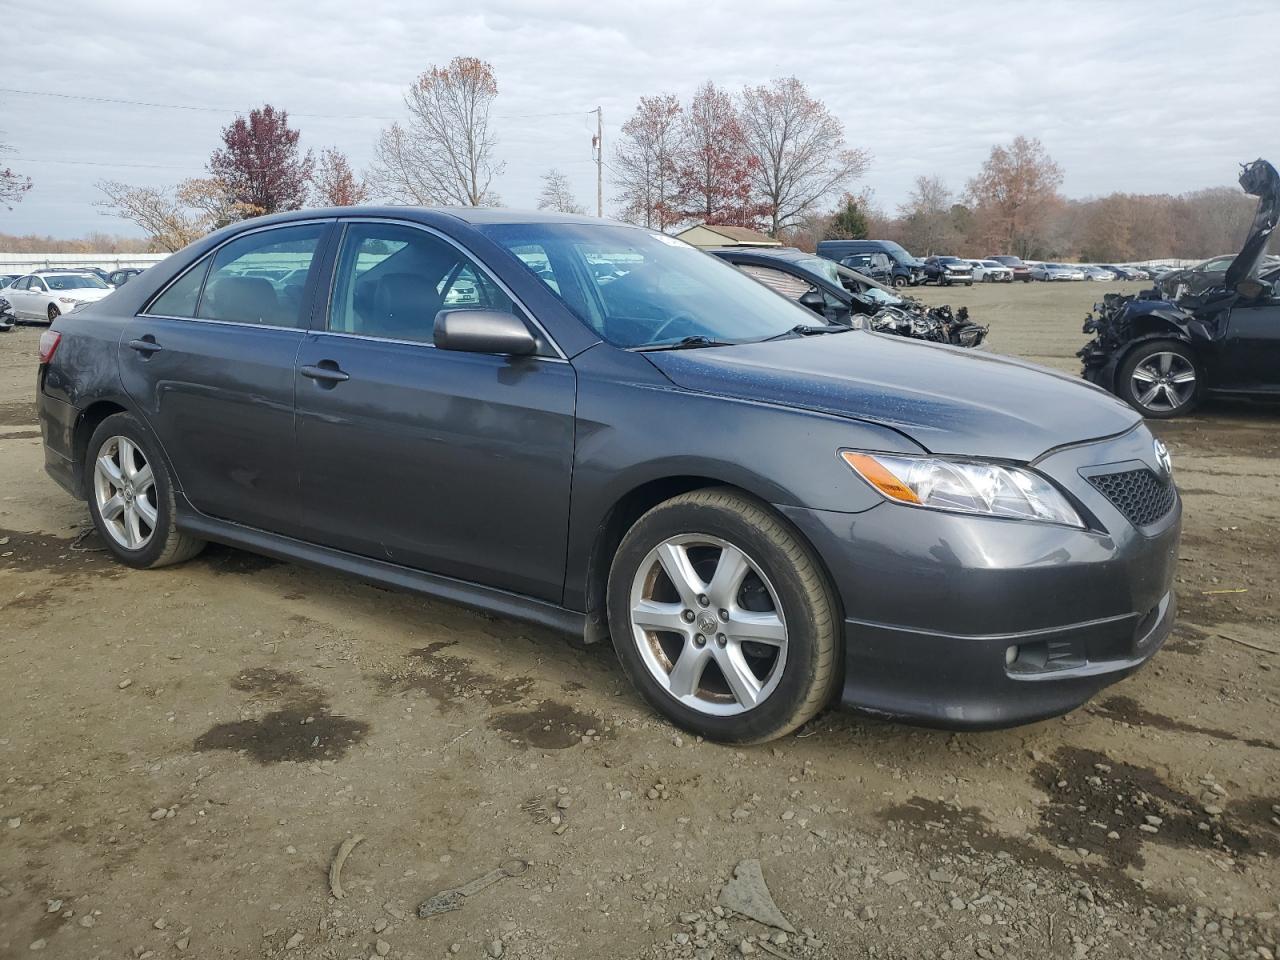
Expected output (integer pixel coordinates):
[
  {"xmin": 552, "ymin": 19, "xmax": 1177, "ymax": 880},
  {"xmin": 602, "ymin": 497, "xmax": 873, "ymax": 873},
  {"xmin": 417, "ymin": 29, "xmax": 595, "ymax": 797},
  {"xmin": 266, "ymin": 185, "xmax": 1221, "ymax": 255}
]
[{"xmin": 593, "ymin": 106, "xmax": 603, "ymax": 217}]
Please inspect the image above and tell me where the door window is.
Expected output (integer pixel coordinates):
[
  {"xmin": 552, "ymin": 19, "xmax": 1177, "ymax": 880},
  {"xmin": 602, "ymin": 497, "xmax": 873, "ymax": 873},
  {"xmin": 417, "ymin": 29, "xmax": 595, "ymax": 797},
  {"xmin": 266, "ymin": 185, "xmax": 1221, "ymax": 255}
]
[
  {"xmin": 328, "ymin": 222, "xmax": 516, "ymax": 344},
  {"xmin": 197, "ymin": 224, "xmax": 325, "ymax": 327},
  {"xmin": 146, "ymin": 255, "xmax": 211, "ymax": 318},
  {"xmin": 739, "ymin": 264, "xmax": 812, "ymax": 301}
]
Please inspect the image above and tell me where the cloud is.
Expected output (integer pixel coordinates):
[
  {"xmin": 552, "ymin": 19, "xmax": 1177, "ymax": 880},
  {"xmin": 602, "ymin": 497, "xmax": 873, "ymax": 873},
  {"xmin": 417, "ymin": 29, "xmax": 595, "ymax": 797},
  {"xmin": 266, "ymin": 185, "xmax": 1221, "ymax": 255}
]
[{"xmin": 3, "ymin": 0, "xmax": 1277, "ymax": 236}]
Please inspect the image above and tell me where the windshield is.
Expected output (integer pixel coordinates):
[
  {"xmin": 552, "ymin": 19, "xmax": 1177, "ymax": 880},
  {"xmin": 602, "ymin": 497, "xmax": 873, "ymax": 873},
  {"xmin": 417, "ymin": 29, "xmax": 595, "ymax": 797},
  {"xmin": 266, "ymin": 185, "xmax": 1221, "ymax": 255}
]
[
  {"xmin": 876, "ymin": 240, "xmax": 916, "ymax": 262},
  {"xmin": 480, "ymin": 223, "xmax": 821, "ymax": 348},
  {"xmin": 45, "ymin": 274, "xmax": 110, "ymax": 290},
  {"xmin": 795, "ymin": 257, "xmax": 842, "ymax": 286}
]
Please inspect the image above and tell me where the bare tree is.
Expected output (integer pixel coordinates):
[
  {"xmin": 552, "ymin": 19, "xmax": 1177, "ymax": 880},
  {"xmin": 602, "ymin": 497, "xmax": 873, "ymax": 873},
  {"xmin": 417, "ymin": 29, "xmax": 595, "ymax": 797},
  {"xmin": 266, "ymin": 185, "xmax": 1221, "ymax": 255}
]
[
  {"xmin": 897, "ymin": 175, "xmax": 957, "ymax": 255},
  {"xmin": 739, "ymin": 77, "xmax": 870, "ymax": 236},
  {"xmin": 965, "ymin": 136, "xmax": 1064, "ymax": 256},
  {"xmin": 371, "ymin": 57, "xmax": 503, "ymax": 206},
  {"xmin": 311, "ymin": 147, "xmax": 370, "ymax": 206},
  {"xmin": 612, "ymin": 94, "xmax": 685, "ymax": 230},
  {"xmin": 536, "ymin": 169, "xmax": 586, "ymax": 214},
  {"xmin": 95, "ymin": 179, "xmax": 259, "ymax": 252}
]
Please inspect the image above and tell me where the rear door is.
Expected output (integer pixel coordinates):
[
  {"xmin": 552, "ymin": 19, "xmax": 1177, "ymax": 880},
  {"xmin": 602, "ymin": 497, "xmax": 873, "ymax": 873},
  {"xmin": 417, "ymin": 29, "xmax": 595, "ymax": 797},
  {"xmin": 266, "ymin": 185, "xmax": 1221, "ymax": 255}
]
[
  {"xmin": 294, "ymin": 219, "xmax": 576, "ymax": 602},
  {"xmin": 119, "ymin": 221, "xmax": 332, "ymax": 535}
]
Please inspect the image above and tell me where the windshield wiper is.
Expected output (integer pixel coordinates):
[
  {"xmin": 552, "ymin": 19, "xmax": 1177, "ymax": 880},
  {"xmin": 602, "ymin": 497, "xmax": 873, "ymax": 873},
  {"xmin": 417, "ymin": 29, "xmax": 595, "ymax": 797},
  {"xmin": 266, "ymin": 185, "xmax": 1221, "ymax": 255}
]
[
  {"xmin": 761, "ymin": 323, "xmax": 850, "ymax": 341},
  {"xmin": 635, "ymin": 336, "xmax": 735, "ymax": 353}
]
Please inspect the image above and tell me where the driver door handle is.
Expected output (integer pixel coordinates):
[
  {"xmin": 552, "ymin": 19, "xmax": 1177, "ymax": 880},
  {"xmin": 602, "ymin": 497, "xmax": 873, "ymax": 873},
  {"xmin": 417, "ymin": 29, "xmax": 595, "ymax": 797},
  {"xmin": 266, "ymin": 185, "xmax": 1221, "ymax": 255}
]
[
  {"xmin": 300, "ymin": 362, "xmax": 350, "ymax": 384},
  {"xmin": 128, "ymin": 337, "xmax": 162, "ymax": 355}
]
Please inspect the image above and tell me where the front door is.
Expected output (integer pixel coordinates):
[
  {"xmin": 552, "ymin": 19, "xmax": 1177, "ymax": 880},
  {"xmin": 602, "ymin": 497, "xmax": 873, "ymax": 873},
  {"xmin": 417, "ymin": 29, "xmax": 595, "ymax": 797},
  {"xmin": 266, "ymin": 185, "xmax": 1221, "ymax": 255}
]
[
  {"xmin": 1215, "ymin": 292, "xmax": 1280, "ymax": 393},
  {"xmin": 119, "ymin": 221, "xmax": 330, "ymax": 534},
  {"xmin": 294, "ymin": 220, "xmax": 576, "ymax": 602}
]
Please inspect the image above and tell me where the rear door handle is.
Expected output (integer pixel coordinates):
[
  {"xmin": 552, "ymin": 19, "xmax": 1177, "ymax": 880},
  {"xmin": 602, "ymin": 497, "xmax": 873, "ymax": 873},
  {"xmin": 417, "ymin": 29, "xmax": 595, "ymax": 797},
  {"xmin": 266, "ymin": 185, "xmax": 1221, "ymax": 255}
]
[
  {"xmin": 300, "ymin": 362, "xmax": 350, "ymax": 384},
  {"xmin": 128, "ymin": 337, "xmax": 162, "ymax": 355}
]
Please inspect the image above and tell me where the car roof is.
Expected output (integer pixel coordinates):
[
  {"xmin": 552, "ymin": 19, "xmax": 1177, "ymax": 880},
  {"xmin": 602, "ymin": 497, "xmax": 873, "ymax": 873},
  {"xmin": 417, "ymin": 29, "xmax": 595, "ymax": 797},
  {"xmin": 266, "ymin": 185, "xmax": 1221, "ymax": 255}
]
[
  {"xmin": 707, "ymin": 246, "xmax": 813, "ymax": 263},
  {"xmin": 222, "ymin": 205, "xmax": 636, "ymax": 230}
]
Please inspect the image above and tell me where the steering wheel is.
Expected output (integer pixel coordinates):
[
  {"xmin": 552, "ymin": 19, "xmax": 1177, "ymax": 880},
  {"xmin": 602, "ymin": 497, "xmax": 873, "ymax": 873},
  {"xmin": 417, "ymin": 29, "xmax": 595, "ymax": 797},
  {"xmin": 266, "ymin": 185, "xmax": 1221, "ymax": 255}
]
[{"xmin": 648, "ymin": 311, "xmax": 700, "ymax": 344}]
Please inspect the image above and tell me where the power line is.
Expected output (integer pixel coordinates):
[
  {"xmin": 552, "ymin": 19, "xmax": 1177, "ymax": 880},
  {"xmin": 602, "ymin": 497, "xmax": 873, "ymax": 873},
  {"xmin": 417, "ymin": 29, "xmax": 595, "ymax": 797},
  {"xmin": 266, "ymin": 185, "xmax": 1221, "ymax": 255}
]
[
  {"xmin": 0, "ymin": 86, "xmax": 591, "ymax": 123},
  {"xmin": 12, "ymin": 155, "xmax": 197, "ymax": 171}
]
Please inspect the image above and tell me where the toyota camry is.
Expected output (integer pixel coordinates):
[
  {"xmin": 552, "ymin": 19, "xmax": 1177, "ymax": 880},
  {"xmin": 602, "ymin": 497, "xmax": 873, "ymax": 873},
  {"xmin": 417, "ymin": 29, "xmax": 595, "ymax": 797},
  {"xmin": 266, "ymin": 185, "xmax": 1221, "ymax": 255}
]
[{"xmin": 37, "ymin": 208, "xmax": 1180, "ymax": 743}]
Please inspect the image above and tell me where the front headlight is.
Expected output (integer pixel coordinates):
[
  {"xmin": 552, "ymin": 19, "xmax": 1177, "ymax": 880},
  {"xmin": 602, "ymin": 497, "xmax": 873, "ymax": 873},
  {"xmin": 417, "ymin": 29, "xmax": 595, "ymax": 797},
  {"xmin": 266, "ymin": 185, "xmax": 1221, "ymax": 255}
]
[{"xmin": 841, "ymin": 451, "xmax": 1084, "ymax": 527}]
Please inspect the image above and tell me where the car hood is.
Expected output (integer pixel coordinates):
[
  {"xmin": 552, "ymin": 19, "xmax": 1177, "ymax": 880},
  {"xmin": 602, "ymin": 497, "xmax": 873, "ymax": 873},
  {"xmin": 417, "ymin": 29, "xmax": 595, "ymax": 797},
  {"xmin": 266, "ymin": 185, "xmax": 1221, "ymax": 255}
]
[
  {"xmin": 1224, "ymin": 159, "xmax": 1280, "ymax": 289},
  {"xmin": 646, "ymin": 331, "xmax": 1140, "ymax": 462}
]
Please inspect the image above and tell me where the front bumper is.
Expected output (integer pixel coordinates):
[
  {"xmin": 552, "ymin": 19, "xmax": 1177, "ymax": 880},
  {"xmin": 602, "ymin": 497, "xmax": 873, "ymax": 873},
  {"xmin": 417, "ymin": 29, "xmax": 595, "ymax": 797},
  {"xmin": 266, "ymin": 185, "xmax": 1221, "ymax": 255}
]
[{"xmin": 778, "ymin": 427, "xmax": 1180, "ymax": 729}]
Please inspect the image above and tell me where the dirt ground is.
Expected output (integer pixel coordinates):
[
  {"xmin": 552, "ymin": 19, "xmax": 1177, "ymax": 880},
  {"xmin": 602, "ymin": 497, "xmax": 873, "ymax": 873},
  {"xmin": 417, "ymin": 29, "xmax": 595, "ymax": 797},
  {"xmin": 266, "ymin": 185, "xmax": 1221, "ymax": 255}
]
[{"xmin": 1, "ymin": 281, "xmax": 1277, "ymax": 960}]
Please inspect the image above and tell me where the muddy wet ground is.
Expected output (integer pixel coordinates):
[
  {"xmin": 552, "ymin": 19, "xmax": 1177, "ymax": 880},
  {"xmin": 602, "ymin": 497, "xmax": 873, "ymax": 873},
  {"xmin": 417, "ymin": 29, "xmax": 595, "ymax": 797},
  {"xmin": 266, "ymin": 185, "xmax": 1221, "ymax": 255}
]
[{"xmin": 1, "ymin": 282, "xmax": 1277, "ymax": 960}]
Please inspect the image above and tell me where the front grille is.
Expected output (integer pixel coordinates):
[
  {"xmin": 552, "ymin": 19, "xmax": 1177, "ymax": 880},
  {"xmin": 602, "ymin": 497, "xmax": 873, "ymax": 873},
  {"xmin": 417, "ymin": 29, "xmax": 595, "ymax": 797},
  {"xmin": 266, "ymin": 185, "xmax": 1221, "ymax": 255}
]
[{"xmin": 1088, "ymin": 468, "xmax": 1176, "ymax": 527}]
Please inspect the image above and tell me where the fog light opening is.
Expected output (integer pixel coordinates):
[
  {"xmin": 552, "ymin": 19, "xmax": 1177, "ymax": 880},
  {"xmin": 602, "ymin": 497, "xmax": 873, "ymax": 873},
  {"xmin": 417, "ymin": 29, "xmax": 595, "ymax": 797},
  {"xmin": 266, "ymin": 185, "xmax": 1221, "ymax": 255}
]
[{"xmin": 1005, "ymin": 645, "xmax": 1019, "ymax": 667}]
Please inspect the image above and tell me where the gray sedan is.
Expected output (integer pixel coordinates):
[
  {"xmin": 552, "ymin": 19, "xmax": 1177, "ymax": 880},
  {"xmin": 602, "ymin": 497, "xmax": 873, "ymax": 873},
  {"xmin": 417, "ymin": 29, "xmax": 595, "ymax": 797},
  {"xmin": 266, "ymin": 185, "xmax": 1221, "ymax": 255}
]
[{"xmin": 36, "ymin": 209, "xmax": 1179, "ymax": 742}]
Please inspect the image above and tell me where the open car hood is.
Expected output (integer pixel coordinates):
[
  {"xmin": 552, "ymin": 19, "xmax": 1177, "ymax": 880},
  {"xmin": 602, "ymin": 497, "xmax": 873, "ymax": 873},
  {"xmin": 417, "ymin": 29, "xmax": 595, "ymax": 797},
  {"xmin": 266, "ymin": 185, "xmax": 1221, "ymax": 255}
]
[
  {"xmin": 1224, "ymin": 159, "xmax": 1280, "ymax": 289},
  {"xmin": 647, "ymin": 331, "xmax": 1140, "ymax": 462}
]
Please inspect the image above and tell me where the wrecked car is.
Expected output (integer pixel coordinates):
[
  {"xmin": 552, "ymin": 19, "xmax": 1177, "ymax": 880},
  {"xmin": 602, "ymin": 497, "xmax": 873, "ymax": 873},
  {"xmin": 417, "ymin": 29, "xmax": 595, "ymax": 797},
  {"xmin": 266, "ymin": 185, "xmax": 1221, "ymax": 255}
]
[
  {"xmin": 709, "ymin": 246, "xmax": 988, "ymax": 348},
  {"xmin": 1079, "ymin": 158, "xmax": 1280, "ymax": 418}
]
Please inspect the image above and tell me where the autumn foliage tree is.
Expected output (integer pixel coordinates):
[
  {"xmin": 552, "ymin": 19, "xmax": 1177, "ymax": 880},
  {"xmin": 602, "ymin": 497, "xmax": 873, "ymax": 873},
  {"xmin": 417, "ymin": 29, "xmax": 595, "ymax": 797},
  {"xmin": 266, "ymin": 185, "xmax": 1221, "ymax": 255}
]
[
  {"xmin": 311, "ymin": 148, "xmax": 369, "ymax": 206},
  {"xmin": 965, "ymin": 136, "xmax": 1064, "ymax": 257},
  {"xmin": 613, "ymin": 94, "xmax": 685, "ymax": 230},
  {"xmin": 208, "ymin": 104, "xmax": 313, "ymax": 216},
  {"xmin": 373, "ymin": 57, "xmax": 503, "ymax": 206},
  {"xmin": 676, "ymin": 81, "xmax": 760, "ymax": 226},
  {"xmin": 740, "ymin": 77, "xmax": 870, "ymax": 236}
]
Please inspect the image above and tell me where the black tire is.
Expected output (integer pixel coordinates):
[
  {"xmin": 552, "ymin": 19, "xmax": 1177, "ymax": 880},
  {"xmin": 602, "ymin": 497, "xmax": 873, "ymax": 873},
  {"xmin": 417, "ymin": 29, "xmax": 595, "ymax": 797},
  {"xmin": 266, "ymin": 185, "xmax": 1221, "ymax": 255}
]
[
  {"xmin": 1115, "ymin": 339, "xmax": 1202, "ymax": 419},
  {"xmin": 892, "ymin": 275, "xmax": 908, "ymax": 288},
  {"xmin": 606, "ymin": 487, "xmax": 841, "ymax": 744},
  {"xmin": 965, "ymin": 281, "xmax": 973, "ymax": 286},
  {"xmin": 47, "ymin": 304, "xmax": 59, "ymax": 323},
  {"xmin": 85, "ymin": 412, "xmax": 206, "ymax": 568}
]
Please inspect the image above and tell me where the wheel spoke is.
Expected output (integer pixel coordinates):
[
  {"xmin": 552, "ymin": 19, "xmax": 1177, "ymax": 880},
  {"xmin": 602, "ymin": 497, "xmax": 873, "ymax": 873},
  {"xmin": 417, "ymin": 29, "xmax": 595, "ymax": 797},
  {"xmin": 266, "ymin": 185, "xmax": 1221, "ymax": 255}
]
[
  {"xmin": 728, "ymin": 609, "xmax": 786, "ymax": 647},
  {"xmin": 1137, "ymin": 383, "xmax": 1161, "ymax": 405},
  {"xmin": 123, "ymin": 505, "xmax": 142, "ymax": 548},
  {"xmin": 706, "ymin": 545, "xmax": 750, "ymax": 608},
  {"xmin": 132, "ymin": 461, "xmax": 154, "ymax": 491},
  {"xmin": 632, "ymin": 598, "xmax": 689, "ymax": 636},
  {"xmin": 99, "ymin": 494, "xmax": 125, "ymax": 521},
  {"xmin": 1158, "ymin": 352, "xmax": 1172, "ymax": 374},
  {"xmin": 118, "ymin": 438, "xmax": 137, "ymax": 478},
  {"xmin": 96, "ymin": 454, "xmax": 123, "ymax": 486},
  {"xmin": 1131, "ymin": 365, "xmax": 1158, "ymax": 384},
  {"xmin": 1170, "ymin": 370, "xmax": 1196, "ymax": 384},
  {"xmin": 717, "ymin": 643, "xmax": 764, "ymax": 709},
  {"xmin": 655, "ymin": 541, "xmax": 704, "ymax": 607},
  {"xmin": 666, "ymin": 643, "xmax": 711, "ymax": 698},
  {"xmin": 134, "ymin": 495, "xmax": 158, "ymax": 529}
]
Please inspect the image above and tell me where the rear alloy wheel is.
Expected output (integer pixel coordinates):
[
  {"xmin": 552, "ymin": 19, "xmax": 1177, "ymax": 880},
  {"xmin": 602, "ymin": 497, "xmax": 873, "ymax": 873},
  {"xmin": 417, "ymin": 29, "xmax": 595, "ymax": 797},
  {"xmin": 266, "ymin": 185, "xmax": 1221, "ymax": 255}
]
[
  {"xmin": 47, "ymin": 304, "xmax": 60, "ymax": 323},
  {"xmin": 892, "ymin": 275, "xmax": 908, "ymax": 288},
  {"xmin": 608, "ymin": 488, "xmax": 840, "ymax": 743},
  {"xmin": 87, "ymin": 413, "xmax": 205, "ymax": 568},
  {"xmin": 1117, "ymin": 340, "xmax": 1201, "ymax": 418}
]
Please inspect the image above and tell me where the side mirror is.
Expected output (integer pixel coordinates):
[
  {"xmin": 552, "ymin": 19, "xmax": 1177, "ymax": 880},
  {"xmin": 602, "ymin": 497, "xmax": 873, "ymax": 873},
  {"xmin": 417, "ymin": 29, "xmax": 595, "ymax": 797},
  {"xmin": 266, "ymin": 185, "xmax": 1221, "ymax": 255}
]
[
  {"xmin": 798, "ymin": 288, "xmax": 825, "ymax": 313},
  {"xmin": 434, "ymin": 308, "xmax": 538, "ymax": 356}
]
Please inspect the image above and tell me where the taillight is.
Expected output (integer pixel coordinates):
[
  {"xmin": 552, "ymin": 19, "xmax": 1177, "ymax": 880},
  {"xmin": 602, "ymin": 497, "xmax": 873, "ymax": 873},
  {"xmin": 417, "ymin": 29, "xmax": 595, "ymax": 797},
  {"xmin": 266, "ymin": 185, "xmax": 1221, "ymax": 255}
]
[{"xmin": 38, "ymin": 330, "xmax": 62, "ymax": 365}]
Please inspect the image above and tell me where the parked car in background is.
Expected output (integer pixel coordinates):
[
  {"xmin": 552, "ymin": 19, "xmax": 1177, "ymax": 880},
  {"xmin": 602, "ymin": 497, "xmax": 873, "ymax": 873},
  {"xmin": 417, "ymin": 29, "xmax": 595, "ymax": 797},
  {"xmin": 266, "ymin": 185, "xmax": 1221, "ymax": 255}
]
[
  {"xmin": 0, "ymin": 274, "xmax": 21, "ymax": 288},
  {"xmin": 5, "ymin": 270, "xmax": 114, "ymax": 323},
  {"xmin": 815, "ymin": 239, "xmax": 924, "ymax": 287},
  {"xmin": 1100, "ymin": 265, "xmax": 1140, "ymax": 281},
  {"xmin": 921, "ymin": 256, "xmax": 974, "ymax": 286},
  {"xmin": 969, "ymin": 259, "xmax": 1014, "ymax": 283},
  {"xmin": 37, "ymin": 208, "xmax": 1177, "ymax": 741},
  {"xmin": 1031, "ymin": 263, "xmax": 1084, "ymax": 281},
  {"xmin": 709, "ymin": 246, "xmax": 986, "ymax": 347},
  {"xmin": 1081, "ymin": 158, "xmax": 1280, "ymax": 418},
  {"xmin": 1156, "ymin": 253, "xmax": 1280, "ymax": 299},
  {"xmin": 986, "ymin": 255, "xmax": 1033, "ymax": 282},
  {"xmin": 1080, "ymin": 265, "xmax": 1115, "ymax": 281},
  {"xmin": 0, "ymin": 293, "xmax": 12, "ymax": 331},
  {"xmin": 107, "ymin": 268, "xmax": 146, "ymax": 287}
]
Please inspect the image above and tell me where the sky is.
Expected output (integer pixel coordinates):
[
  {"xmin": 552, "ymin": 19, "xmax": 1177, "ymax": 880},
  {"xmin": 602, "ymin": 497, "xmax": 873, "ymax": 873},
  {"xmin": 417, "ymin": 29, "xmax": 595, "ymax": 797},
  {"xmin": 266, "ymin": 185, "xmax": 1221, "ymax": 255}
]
[{"xmin": 2, "ymin": 0, "xmax": 1278, "ymax": 239}]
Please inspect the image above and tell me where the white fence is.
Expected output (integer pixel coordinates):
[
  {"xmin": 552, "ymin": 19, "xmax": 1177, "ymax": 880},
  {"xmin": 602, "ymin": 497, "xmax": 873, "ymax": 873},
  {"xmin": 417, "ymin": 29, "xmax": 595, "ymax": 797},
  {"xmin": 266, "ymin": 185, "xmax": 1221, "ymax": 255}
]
[{"xmin": 0, "ymin": 252, "xmax": 170, "ymax": 274}]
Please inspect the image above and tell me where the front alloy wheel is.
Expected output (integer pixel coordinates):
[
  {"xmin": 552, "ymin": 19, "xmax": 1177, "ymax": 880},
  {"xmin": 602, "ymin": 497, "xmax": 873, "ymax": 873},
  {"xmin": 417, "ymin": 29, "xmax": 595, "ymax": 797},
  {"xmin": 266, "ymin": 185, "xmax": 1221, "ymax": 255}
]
[
  {"xmin": 607, "ymin": 488, "xmax": 840, "ymax": 743},
  {"xmin": 629, "ymin": 535, "xmax": 787, "ymax": 716},
  {"xmin": 1117, "ymin": 340, "xmax": 1201, "ymax": 418}
]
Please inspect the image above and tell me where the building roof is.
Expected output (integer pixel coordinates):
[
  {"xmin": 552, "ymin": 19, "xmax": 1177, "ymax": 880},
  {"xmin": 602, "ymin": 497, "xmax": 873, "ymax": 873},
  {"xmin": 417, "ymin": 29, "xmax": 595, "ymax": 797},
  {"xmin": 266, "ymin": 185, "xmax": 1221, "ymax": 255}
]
[{"xmin": 675, "ymin": 223, "xmax": 780, "ymax": 246}]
